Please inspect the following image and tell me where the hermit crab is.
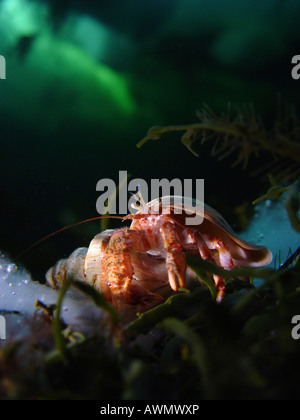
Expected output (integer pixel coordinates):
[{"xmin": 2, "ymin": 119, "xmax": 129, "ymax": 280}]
[{"xmin": 46, "ymin": 195, "xmax": 272, "ymax": 313}]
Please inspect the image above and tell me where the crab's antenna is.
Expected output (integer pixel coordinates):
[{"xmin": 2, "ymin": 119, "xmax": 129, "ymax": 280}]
[
  {"xmin": 130, "ymin": 185, "xmax": 147, "ymax": 211},
  {"xmin": 16, "ymin": 215, "xmax": 124, "ymax": 260}
]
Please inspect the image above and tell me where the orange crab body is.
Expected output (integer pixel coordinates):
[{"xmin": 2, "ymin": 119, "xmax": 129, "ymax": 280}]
[{"xmin": 46, "ymin": 196, "xmax": 272, "ymax": 309}]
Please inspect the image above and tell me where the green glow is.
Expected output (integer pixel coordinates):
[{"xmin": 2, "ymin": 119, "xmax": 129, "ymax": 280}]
[
  {"xmin": 39, "ymin": 35, "xmax": 136, "ymax": 116},
  {"xmin": 0, "ymin": 32, "xmax": 136, "ymax": 131}
]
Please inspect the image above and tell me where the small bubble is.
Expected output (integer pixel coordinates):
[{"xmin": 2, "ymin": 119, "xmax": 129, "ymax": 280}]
[
  {"xmin": 6, "ymin": 264, "xmax": 17, "ymax": 274},
  {"xmin": 265, "ymin": 200, "xmax": 272, "ymax": 208}
]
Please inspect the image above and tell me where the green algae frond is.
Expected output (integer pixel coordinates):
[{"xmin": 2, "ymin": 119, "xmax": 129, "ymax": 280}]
[{"xmin": 138, "ymin": 103, "xmax": 300, "ymax": 182}]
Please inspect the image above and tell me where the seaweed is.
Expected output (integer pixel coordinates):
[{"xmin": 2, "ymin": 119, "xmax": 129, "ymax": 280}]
[
  {"xmin": 253, "ymin": 179, "xmax": 300, "ymax": 234},
  {"xmin": 2, "ymin": 246, "xmax": 300, "ymax": 400},
  {"xmin": 138, "ymin": 103, "xmax": 300, "ymax": 182}
]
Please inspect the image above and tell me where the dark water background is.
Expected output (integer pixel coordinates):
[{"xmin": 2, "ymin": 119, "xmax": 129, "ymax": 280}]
[{"xmin": 0, "ymin": 0, "xmax": 299, "ymax": 279}]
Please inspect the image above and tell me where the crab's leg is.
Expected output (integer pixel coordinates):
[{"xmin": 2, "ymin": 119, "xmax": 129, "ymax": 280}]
[
  {"xmin": 185, "ymin": 230, "xmax": 225, "ymax": 302},
  {"xmin": 204, "ymin": 237, "xmax": 235, "ymax": 270},
  {"xmin": 186, "ymin": 229, "xmax": 214, "ymax": 261},
  {"xmin": 160, "ymin": 221, "xmax": 186, "ymax": 291},
  {"xmin": 213, "ymin": 275, "xmax": 226, "ymax": 303},
  {"xmin": 203, "ymin": 236, "xmax": 235, "ymax": 302}
]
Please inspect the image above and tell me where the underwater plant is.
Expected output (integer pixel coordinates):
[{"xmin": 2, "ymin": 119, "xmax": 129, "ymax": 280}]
[
  {"xmin": 1, "ymin": 241, "xmax": 300, "ymax": 400},
  {"xmin": 138, "ymin": 102, "xmax": 300, "ymax": 183},
  {"xmin": 253, "ymin": 179, "xmax": 300, "ymax": 234}
]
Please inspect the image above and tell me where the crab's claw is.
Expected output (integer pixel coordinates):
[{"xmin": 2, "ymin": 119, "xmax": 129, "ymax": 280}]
[
  {"xmin": 213, "ymin": 274, "xmax": 226, "ymax": 303},
  {"xmin": 159, "ymin": 220, "xmax": 187, "ymax": 291},
  {"xmin": 166, "ymin": 251, "xmax": 186, "ymax": 291}
]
